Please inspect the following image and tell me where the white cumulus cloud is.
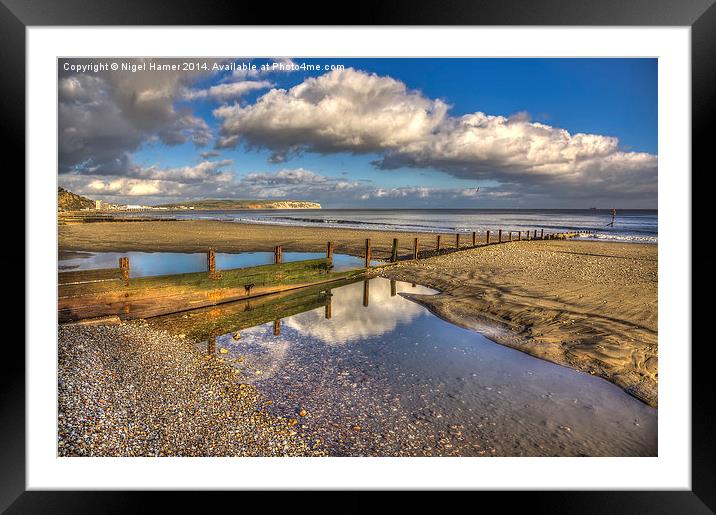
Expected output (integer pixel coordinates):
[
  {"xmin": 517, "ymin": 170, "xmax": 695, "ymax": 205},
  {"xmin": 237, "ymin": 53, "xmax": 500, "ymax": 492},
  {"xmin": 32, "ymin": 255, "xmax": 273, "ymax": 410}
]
[
  {"xmin": 213, "ymin": 67, "xmax": 449, "ymax": 161},
  {"xmin": 213, "ymin": 67, "xmax": 657, "ymax": 200},
  {"xmin": 184, "ymin": 80, "xmax": 274, "ymax": 102}
]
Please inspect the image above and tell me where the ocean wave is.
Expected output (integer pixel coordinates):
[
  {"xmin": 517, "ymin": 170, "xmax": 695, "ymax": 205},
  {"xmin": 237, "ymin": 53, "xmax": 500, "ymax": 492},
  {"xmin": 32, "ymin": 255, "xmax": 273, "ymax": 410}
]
[
  {"xmin": 129, "ymin": 209, "xmax": 657, "ymax": 243},
  {"xmin": 232, "ymin": 216, "xmax": 459, "ymax": 234},
  {"xmin": 262, "ymin": 215, "xmax": 458, "ymax": 232},
  {"xmin": 579, "ymin": 233, "xmax": 658, "ymax": 243}
]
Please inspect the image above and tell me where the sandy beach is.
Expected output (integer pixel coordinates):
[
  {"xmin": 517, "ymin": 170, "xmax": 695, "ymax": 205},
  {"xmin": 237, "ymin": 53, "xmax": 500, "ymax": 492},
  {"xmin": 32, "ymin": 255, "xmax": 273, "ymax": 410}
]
[{"xmin": 59, "ymin": 219, "xmax": 658, "ymax": 407}]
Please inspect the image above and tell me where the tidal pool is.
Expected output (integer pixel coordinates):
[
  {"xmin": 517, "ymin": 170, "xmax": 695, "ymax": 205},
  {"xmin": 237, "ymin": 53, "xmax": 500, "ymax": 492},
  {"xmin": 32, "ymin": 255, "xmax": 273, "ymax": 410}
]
[
  {"xmin": 58, "ymin": 250, "xmax": 370, "ymax": 276},
  {"xmin": 156, "ymin": 277, "xmax": 657, "ymax": 457}
]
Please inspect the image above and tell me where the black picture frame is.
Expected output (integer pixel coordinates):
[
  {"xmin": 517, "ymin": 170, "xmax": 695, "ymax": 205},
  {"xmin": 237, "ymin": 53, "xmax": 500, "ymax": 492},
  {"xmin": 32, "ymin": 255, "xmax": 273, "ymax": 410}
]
[{"xmin": 4, "ymin": 0, "xmax": 713, "ymax": 511}]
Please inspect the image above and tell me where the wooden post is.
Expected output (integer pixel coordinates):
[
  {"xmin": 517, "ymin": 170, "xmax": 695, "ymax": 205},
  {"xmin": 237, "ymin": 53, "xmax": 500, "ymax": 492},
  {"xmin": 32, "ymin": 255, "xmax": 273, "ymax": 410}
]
[
  {"xmin": 486, "ymin": 230, "xmax": 491, "ymax": 244},
  {"xmin": 534, "ymin": 229, "xmax": 538, "ymax": 239},
  {"xmin": 390, "ymin": 279, "xmax": 397, "ymax": 297},
  {"xmin": 207, "ymin": 248, "xmax": 220, "ymax": 280},
  {"xmin": 498, "ymin": 229, "xmax": 502, "ymax": 243},
  {"xmin": 326, "ymin": 241, "xmax": 334, "ymax": 266},
  {"xmin": 325, "ymin": 290, "xmax": 332, "ymax": 319},
  {"xmin": 363, "ymin": 280, "xmax": 370, "ymax": 307},
  {"xmin": 541, "ymin": 229, "xmax": 544, "ymax": 239},
  {"xmin": 207, "ymin": 249, "xmax": 215, "ymax": 273},
  {"xmin": 391, "ymin": 238, "xmax": 399, "ymax": 262},
  {"xmin": 456, "ymin": 233, "xmax": 460, "ymax": 248},
  {"xmin": 472, "ymin": 231, "xmax": 476, "ymax": 246},
  {"xmin": 509, "ymin": 231, "xmax": 513, "ymax": 242},
  {"xmin": 526, "ymin": 230, "xmax": 531, "ymax": 241},
  {"xmin": 118, "ymin": 256, "xmax": 130, "ymax": 285},
  {"xmin": 436, "ymin": 234, "xmax": 441, "ymax": 250},
  {"xmin": 413, "ymin": 237, "xmax": 419, "ymax": 260},
  {"xmin": 274, "ymin": 245, "xmax": 283, "ymax": 264},
  {"xmin": 364, "ymin": 239, "xmax": 372, "ymax": 268},
  {"xmin": 518, "ymin": 231, "xmax": 522, "ymax": 241},
  {"xmin": 273, "ymin": 319, "xmax": 281, "ymax": 336}
]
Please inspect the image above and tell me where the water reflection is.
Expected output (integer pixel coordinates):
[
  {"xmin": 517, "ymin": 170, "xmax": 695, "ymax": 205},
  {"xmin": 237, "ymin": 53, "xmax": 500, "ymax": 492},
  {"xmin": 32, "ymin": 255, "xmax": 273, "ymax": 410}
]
[
  {"xmin": 284, "ymin": 279, "xmax": 435, "ymax": 345},
  {"xmin": 150, "ymin": 276, "xmax": 435, "ymax": 347},
  {"xmin": 149, "ymin": 280, "xmax": 340, "ymax": 343}
]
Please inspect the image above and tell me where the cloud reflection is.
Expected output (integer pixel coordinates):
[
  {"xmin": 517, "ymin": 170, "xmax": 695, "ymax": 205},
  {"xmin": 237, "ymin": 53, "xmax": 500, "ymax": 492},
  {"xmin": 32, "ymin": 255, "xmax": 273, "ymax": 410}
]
[
  {"xmin": 215, "ymin": 326, "xmax": 291, "ymax": 381},
  {"xmin": 210, "ymin": 278, "xmax": 437, "ymax": 381},
  {"xmin": 285, "ymin": 278, "xmax": 436, "ymax": 345}
]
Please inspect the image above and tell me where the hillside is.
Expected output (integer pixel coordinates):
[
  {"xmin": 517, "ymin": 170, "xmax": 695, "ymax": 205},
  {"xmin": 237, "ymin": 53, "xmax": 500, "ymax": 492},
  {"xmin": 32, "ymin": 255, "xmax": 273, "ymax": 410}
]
[
  {"xmin": 155, "ymin": 199, "xmax": 322, "ymax": 210},
  {"xmin": 58, "ymin": 187, "xmax": 95, "ymax": 211}
]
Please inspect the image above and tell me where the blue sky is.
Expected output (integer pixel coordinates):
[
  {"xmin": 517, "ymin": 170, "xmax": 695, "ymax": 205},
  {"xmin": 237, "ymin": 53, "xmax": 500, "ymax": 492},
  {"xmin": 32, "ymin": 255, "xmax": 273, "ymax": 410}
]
[{"xmin": 58, "ymin": 58, "xmax": 657, "ymax": 208}]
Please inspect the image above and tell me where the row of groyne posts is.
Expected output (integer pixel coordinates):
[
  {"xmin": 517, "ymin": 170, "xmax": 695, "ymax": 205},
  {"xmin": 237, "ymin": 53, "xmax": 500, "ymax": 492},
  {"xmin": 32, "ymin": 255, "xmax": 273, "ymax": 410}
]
[
  {"xmin": 115, "ymin": 229, "xmax": 586, "ymax": 283},
  {"xmin": 360, "ymin": 228, "xmax": 586, "ymax": 268}
]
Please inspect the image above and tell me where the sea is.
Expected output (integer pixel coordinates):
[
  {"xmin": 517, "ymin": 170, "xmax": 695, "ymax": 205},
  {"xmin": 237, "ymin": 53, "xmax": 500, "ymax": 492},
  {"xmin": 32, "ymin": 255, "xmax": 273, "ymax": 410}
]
[{"xmin": 118, "ymin": 208, "xmax": 658, "ymax": 243}]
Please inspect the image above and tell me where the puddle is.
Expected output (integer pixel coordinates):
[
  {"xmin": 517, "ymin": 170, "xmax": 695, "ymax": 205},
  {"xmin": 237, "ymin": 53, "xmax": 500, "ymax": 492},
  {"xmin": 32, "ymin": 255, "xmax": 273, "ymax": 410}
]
[
  {"xmin": 150, "ymin": 277, "xmax": 657, "ymax": 457},
  {"xmin": 58, "ymin": 250, "xmax": 371, "ymax": 277}
]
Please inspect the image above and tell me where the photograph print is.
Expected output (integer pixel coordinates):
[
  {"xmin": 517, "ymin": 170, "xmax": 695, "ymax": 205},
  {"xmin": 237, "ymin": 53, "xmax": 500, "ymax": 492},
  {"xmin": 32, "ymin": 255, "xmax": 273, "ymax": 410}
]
[{"xmin": 57, "ymin": 57, "xmax": 658, "ymax": 457}]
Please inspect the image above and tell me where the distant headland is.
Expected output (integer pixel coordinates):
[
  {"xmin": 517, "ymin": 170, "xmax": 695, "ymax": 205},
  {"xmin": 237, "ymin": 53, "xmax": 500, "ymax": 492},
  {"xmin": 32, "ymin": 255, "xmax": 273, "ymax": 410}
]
[{"xmin": 58, "ymin": 188, "xmax": 321, "ymax": 211}]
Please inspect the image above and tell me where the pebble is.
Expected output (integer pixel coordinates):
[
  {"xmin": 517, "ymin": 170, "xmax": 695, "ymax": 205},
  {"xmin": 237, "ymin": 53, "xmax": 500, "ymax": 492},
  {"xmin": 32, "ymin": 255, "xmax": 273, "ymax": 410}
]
[{"xmin": 57, "ymin": 323, "xmax": 324, "ymax": 457}]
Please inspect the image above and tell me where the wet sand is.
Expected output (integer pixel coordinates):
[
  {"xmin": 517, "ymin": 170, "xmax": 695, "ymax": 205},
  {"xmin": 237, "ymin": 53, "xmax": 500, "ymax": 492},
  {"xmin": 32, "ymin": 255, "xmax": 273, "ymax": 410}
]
[
  {"xmin": 382, "ymin": 241, "xmax": 658, "ymax": 407},
  {"xmin": 59, "ymin": 219, "xmax": 444, "ymax": 260},
  {"xmin": 58, "ymin": 219, "xmax": 657, "ymax": 407}
]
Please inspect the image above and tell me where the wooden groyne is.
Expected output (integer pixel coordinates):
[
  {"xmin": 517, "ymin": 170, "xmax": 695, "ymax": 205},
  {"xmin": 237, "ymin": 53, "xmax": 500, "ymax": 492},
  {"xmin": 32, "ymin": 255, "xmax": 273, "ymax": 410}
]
[
  {"xmin": 58, "ymin": 246, "xmax": 362, "ymax": 323},
  {"xmin": 59, "ymin": 229, "xmax": 589, "ymax": 323},
  {"xmin": 360, "ymin": 228, "xmax": 590, "ymax": 265},
  {"xmin": 58, "ymin": 211, "xmax": 178, "ymax": 225}
]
